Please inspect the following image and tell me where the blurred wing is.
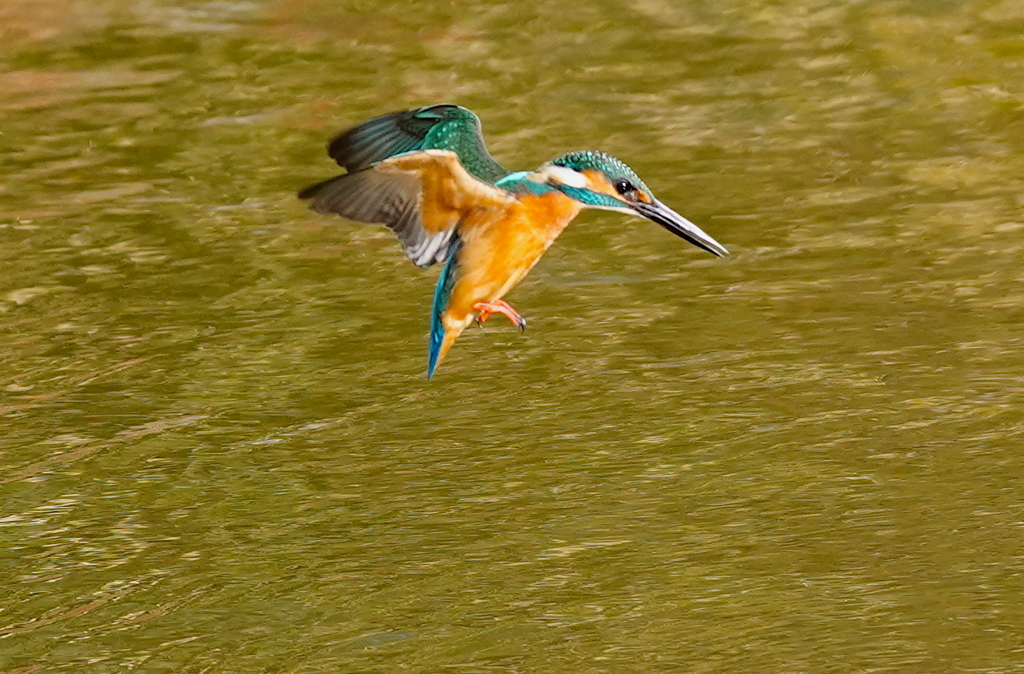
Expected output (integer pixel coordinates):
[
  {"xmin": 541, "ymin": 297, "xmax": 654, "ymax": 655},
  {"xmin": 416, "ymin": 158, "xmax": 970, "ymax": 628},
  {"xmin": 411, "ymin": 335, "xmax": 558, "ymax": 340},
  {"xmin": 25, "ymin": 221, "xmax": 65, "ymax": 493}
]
[
  {"xmin": 300, "ymin": 170, "xmax": 440, "ymax": 264},
  {"xmin": 328, "ymin": 105, "xmax": 463, "ymax": 172},
  {"xmin": 326, "ymin": 105, "xmax": 508, "ymax": 184},
  {"xmin": 298, "ymin": 150, "xmax": 514, "ymax": 268}
]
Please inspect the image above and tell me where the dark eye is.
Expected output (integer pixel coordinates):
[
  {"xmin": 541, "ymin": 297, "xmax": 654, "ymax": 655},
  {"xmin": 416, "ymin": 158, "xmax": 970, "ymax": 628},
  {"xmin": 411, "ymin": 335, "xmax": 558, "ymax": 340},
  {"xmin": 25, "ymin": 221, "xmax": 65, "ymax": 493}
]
[{"xmin": 614, "ymin": 179, "xmax": 634, "ymax": 195}]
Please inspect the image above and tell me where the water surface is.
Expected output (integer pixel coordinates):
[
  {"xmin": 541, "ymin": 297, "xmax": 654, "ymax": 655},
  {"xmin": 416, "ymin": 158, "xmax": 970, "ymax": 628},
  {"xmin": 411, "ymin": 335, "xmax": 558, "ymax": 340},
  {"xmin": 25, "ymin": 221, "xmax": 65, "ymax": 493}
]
[{"xmin": 2, "ymin": 1, "xmax": 1024, "ymax": 672}]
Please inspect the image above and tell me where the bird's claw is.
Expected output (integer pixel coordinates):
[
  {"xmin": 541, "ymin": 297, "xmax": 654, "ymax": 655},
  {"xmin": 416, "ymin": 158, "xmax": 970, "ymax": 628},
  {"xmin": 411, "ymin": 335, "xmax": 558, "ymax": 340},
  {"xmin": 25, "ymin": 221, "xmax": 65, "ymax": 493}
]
[{"xmin": 473, "ymin": 300, "xmax": 526, "ymax": 333}]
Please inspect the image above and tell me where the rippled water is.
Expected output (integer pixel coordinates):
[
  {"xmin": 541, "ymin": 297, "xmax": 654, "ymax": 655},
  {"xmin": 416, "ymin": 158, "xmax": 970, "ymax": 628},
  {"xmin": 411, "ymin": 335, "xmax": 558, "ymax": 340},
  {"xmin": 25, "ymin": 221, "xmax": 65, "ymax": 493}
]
[{"xmin": 3, "ymin": 1, "xmax": 1024, "ymax": 672}]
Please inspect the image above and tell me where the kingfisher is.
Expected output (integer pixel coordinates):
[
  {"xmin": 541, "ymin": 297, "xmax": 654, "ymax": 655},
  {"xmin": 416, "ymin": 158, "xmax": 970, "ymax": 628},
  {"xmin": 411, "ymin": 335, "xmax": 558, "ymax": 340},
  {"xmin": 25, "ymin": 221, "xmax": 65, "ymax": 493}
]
[{"xmin": 299, "ymin": 104, "xmax": 728, "ymax": 378}]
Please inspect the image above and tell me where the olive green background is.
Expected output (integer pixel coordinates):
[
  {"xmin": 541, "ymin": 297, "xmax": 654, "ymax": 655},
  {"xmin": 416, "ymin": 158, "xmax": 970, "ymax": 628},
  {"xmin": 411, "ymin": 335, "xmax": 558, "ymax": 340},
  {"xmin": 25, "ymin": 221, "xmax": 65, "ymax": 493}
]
[{"xmin": 2, "ymin": 1, "xmax": 1023, "ymax": 672}]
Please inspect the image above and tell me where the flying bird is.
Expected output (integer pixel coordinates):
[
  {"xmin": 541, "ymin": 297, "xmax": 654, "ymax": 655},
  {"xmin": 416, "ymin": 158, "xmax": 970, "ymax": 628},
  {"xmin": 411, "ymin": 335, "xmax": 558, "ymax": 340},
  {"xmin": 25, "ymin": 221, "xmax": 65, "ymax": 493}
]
[{"xmin": 299, "ymin": 104, "xmax": 728, "ymax": 377}]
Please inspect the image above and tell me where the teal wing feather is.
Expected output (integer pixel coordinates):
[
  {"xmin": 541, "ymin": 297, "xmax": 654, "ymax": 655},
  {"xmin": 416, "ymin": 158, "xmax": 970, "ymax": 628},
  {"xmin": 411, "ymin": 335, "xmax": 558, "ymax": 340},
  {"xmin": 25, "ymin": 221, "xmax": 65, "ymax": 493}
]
[
  {"xmin": 300, "ymin": 105, "xmax": 509, "ymax": 267},
  {"xmin": 326, "ymin": 104, "xmax": 508, "ymax": 184},
  {"xmin": 427, "ymin": 236, "xmax": 462, "ymax": 378}
]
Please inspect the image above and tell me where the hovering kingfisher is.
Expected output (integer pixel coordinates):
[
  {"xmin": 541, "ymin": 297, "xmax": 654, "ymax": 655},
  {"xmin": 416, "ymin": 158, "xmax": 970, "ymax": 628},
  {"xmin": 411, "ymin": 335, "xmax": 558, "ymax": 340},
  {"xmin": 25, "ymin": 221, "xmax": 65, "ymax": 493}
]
[{"xmin": 299, "ymin": 104, "xmax": 728, "ymax": 377}]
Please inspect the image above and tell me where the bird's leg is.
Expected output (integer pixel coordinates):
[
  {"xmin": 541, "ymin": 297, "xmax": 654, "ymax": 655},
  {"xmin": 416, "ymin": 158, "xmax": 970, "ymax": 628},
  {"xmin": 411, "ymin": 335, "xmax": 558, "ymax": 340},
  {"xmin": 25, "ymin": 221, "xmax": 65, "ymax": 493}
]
[{"xmin": 473, "ymin": 300, "xmax": 527, "ymax": 333}]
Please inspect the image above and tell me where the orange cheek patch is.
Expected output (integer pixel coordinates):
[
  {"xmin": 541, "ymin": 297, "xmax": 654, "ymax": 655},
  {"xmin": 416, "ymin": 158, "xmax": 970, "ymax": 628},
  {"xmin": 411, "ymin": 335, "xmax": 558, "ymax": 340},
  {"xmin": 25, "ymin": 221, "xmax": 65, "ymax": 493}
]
[
  {"xmin": 635, "ymin": 191, "xmax": 653, "ymax": 204},
  {"xmin": 583, "ymin": 169, "xmax": 617, "ymax": 197}
]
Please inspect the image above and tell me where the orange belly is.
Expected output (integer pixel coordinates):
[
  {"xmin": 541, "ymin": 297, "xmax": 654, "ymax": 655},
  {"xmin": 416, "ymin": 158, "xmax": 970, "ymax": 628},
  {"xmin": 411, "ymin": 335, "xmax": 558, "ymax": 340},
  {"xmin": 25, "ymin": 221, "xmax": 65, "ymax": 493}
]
[{"xmin": 445, "ymin": 191, "xmax": 583, "ymax": 327}]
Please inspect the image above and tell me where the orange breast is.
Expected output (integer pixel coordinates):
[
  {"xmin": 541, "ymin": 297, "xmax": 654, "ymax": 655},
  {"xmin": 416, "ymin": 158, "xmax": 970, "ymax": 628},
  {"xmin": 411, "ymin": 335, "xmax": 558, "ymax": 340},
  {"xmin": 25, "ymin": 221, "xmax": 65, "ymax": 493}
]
[{"xmin": 444, "ymin": 190, "xmax": 583, "ymax": 324}]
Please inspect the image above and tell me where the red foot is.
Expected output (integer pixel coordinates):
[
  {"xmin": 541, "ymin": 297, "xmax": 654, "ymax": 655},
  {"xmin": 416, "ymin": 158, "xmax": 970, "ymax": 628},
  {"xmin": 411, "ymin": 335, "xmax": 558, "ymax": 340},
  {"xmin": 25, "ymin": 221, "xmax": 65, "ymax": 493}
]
[{"xmin": 473, "ymin": 300, "xmax": 527, "ymax": 332}]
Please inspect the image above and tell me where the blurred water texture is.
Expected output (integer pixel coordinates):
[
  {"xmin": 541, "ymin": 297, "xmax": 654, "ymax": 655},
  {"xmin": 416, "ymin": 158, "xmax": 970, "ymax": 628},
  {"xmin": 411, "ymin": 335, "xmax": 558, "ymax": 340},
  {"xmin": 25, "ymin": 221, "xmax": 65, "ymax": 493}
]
[{"xmin": 2, "ymin": 0, "xmax": 1024, "ymax": 672}]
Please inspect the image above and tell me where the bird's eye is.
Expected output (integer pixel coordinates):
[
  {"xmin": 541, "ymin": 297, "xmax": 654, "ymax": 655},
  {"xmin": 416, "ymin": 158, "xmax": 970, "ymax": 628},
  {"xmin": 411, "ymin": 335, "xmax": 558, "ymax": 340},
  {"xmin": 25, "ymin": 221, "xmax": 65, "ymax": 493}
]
[{"xmin": 614, "ymin": 179, "xmax": 634, "ymax": 195}]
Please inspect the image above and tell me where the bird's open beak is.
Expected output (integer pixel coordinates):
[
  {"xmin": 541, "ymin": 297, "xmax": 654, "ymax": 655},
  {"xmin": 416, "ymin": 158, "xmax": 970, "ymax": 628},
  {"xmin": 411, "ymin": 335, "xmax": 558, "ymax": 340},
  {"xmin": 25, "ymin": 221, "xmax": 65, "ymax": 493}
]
[{"xmin": 633, "ymin": 200, "xmax": 729, "ymax": 257}]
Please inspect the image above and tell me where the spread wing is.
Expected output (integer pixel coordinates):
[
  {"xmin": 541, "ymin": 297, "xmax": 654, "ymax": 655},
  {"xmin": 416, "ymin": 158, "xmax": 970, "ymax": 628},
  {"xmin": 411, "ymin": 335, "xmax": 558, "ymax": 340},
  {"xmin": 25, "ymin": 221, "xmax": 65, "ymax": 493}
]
[
  {"xmin": 298, "ymin": 150, "xmax": 514, "ymax": 268},
  {"xmin": 326, "ymin": 105, "xmax": 507, "ymax": 183},
  {"xmin": 327, "ymin": 106, "xmax": 449, "ymax": 171}
]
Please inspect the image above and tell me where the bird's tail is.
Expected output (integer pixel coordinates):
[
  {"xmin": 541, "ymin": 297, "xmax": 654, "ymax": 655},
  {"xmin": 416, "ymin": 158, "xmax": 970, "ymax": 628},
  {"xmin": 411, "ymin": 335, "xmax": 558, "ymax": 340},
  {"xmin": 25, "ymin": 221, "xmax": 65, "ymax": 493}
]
[
  {"xmin": 429, "ymin": 329, "xmax": 466, "ymax": 379},
  {"xmin": 427, "ymin": 237, "xmax": 462, "ymax": 378}
]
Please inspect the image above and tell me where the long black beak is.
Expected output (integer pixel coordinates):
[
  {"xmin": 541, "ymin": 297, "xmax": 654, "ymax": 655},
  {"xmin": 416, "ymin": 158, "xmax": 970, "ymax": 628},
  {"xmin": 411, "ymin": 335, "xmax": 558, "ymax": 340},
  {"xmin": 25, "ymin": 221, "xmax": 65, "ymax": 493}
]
[{"xmin": 633, "ymin": 200, "xmax": 728, "ymax": 257}]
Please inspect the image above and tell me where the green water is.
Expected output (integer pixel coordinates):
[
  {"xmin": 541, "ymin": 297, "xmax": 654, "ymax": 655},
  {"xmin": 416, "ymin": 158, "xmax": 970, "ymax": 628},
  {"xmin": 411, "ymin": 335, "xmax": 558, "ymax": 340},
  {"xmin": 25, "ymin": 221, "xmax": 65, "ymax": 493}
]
[{"xmin": 3, "ymin": 1, "xmax": 1024, "ymax": 671}]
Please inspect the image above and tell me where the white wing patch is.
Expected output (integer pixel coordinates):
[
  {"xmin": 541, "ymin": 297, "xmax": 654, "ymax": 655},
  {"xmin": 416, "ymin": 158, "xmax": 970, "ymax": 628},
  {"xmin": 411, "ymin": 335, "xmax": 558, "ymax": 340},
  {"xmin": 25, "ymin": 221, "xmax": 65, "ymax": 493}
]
[
  {"xmin": 407, "ymin": 226, "xmax": 456, "ymax": 267},
  {"xmin": 301, "ymin": 149, "xmax": 515, "ymax": 268},
  {"xmin": 374, "ymin": 150, "xmax": 516, "ymax": 266}
]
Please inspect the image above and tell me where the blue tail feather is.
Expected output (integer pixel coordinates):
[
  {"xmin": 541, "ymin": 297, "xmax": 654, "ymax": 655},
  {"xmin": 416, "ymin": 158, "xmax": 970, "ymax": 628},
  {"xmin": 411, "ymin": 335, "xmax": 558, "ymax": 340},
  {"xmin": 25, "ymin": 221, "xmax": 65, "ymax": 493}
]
[{"xmin": 427, "ymin": 237, "xmax": 462, "ymax": 378}]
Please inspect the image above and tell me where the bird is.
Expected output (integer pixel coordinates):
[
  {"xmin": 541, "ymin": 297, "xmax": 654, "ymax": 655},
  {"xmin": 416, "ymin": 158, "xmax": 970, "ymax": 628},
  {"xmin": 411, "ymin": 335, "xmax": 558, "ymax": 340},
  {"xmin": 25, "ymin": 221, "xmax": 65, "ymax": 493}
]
[{"xmin": 298, "ymin": 104, "xmax": 728, "ymax": 378}]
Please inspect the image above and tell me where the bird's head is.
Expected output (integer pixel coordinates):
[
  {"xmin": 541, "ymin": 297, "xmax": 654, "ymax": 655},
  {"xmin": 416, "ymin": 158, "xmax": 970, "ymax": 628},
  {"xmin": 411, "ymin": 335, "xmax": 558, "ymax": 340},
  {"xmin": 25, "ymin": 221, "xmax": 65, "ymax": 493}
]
[{"xmin": 535, "ymin": 150, "xmax": 728, "ymax": 257}]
